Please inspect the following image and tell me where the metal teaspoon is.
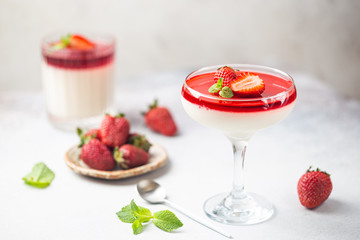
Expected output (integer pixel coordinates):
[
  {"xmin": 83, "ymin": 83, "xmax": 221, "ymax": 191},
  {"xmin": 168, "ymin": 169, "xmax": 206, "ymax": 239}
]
[{"xmin": 137, "ymin": 179, "xmax": 233, "ymax": 239}]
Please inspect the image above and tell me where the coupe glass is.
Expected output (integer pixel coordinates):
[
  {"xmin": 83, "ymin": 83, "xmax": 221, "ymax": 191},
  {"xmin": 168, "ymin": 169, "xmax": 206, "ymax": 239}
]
[{"xmin": 181, "ymin": 64, "xmax": 297, "ymax": 225}]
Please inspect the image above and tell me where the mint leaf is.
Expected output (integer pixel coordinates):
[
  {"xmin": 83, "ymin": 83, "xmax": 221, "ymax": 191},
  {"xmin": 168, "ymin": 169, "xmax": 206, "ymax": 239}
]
[
  {"xmin": 208, "ymin": 78, "xmax": 223, "ymax": 94},
  {"xmin": 116, "ymin": 200, "xmax": 183, "ymax": 235},
  {"xmin": 61, "ymin": 34, "xmax": 71, "ymax": 46},
  {"xmin": 153, "ymin": 210, "xmax": 183, "ymax": 232},
  {"xmin": 130, "ymin": 200, "xmax": 153, "ymax": 223},
  {"xmin": 50, "ymin": 34, "xmax": 71, "ymax": 51},
  {"xmin": 22, "ymin": 162, "xmax": 55, "ymax": 188},
  {"xmin": 116, "ymin": 204, "xmax": 136, "ymax": 223},
  {"xmin": 217, "ymin": 78, "xmax": 223, "ymax": 88},
  {"xmin": 219, "ymin": 86, "xmax": 234, "ymax": 98},
  {"xmin": 208, "ymin": 83, "xmax": 221, "ymax": 93},
  {"xmin": 132, "ymin": 219, "xmax": 143, "ymax": 235}
]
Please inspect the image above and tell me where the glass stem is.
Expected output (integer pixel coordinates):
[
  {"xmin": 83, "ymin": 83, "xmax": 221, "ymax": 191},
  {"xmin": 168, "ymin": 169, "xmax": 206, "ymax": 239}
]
[{"xmin": 228, "ymin": 136, "xmax": 250, "ymax": 201}]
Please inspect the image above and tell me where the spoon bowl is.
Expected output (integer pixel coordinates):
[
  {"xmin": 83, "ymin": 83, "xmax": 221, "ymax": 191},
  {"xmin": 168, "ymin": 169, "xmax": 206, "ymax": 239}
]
[{"xmin": 137, "ymin": 179, "xmax": 167, "ymax": 204}]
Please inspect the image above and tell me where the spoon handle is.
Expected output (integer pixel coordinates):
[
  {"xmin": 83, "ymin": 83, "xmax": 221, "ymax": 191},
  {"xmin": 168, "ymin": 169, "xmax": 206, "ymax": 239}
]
[{"xmin": 163, "ymin": 199, "xmax": 233, "ymax": 239}]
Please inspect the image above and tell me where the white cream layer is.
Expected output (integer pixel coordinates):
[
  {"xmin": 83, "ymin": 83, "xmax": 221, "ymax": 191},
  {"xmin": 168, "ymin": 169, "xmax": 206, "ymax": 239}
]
[
  {"xmin": 181, "ymin": 97, "xmax": 295, "ymax": 139},
  {"xmin": 42, "ymin": 62, "xmax": 114, "ymax": 119}
]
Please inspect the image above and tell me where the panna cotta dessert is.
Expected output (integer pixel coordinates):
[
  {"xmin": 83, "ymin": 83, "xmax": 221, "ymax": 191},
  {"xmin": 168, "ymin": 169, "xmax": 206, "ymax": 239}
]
[
  {"xmin": 181, "ymin": 64, "xmax": 297, "ymax": 225},
  {"xmin": 41, "ymin": 33, "xmax": 115, "ymax": 131},
  {"xmin": 181, "ymin": 64, "xmax": 296, "ymax": 138}
]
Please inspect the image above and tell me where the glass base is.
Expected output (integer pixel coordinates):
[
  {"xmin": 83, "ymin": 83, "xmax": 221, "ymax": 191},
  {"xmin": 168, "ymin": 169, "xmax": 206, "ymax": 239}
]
[{"xmin": 204, "ymin": 192, "xmax": 274, "ymax": 225}]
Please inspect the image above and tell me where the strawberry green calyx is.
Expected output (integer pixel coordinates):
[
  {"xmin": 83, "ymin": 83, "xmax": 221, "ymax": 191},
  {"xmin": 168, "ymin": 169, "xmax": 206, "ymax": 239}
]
[
  {"xmin": 115, "ymin": 113, "xmax": 126, "ymax": 118},
  {"xmin": 217, "ymin": 65, "xmax": 236, "ymax": 71},
  {"xmin": 113, "ymin": 147, "xmax": 127, "ymax": 169},
  {"xmin": 149, "ymin": 99, "xmax": 158, "ymax": 110},
  {"xmin": 77, "ymin": 128, "xmax": 84, "ymax": 147},
  {"xmin": 77, "ymin": 127, "xmax": 96, "ymax": 148},
  {"xmin": 142, "ymin": 99, "xmax": 158, "ymax": 115},
  {"xmin": 113, "ymin": 147, "xmax": 122, "ymax": 162},
  {"xmin": 127, "ymin": 134, "xmax": 152, "ymax": 152},
  {"xmin": 105, "ymin": 112, "xmax": 125, "ymax": 118},
  {"xmin": 306, "ymin": 166, "xmax": 331, "ymax": 176},
  {"xmin": 77, "ymin": 127, "xmax": 83, "ymax": 138}
]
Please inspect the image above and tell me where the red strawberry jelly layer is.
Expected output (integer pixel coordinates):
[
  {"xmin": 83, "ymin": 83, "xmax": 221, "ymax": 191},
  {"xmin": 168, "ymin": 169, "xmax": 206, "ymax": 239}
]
[
  {"xmin": 42, "ymin": 43, "xmax": 114, "ymax": 69},
  {"xmin": 182, "ymin": 71, "xmax": 296, "ymax": 113}
]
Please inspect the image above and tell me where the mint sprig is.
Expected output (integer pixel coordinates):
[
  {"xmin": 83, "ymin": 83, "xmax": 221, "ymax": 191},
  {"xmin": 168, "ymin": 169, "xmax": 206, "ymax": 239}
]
[
  {"xmin": 208, "ymin": 78, "xmax": 234, "ymax": 98},
  {"xmin": 22, "ymin": 162, "xmax": 55, "ymax": 188},
  {"xmin": 116, "ymin": 200, "xmax": 183, "ymax": 235}
]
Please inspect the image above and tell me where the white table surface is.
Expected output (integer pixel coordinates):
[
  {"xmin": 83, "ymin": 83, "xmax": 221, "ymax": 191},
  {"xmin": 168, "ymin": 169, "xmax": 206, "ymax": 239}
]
[{"xmin": 1, "ymin": 70, "xmax": 360, "ymax": 240}]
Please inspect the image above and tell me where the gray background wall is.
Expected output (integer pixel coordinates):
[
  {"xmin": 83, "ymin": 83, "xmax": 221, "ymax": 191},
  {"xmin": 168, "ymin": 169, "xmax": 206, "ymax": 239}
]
[{"xmin": 1, "ymin": 0, "xmax": 359, "ymax": 100}]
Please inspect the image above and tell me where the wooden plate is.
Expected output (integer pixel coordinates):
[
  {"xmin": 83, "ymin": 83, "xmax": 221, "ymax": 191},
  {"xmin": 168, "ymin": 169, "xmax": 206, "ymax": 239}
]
[{"xmin": 64, "ymin": 144, "xmax": 167, "ymax": 180}]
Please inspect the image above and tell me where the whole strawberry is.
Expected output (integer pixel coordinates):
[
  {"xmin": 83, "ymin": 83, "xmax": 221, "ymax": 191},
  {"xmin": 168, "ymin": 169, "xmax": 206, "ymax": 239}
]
[
  {"xmin": 144, "ymin": 100, "xmax": 177, "ymax": 136},
  {"xmin": 297, "ymin": 166, "xmax": 333, "ymax": 209},
  {"xmin": 214, "ymin": 66, "xmax": 237, "ymax": 86},
  {"xmin": 114, "ymin": 144, "xmax": 150, "ymax": 169},
  {"xmin": 99, "ymin": 114, "xmax": 130, "ymax": 148},
  {"xmin": 80, "ymin": 138, "xmax": 115, "ymax": 171}
]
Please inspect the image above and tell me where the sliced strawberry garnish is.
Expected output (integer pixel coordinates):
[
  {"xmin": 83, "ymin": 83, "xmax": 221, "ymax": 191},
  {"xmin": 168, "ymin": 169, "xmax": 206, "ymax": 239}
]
[
  {"xmin": 214, "ymin": 66, "xmax": 237, "ymax": 86},
  {"xmin": 50, "ymin": 34, "xmax": 95, "ymax": 51},
  {"xmin": 229, "ymin": 73, "xmax": 265, "ymax": 97},
  {"xmin": 68, "ymin": 34, "xmax": 95, "ymax": 50}
]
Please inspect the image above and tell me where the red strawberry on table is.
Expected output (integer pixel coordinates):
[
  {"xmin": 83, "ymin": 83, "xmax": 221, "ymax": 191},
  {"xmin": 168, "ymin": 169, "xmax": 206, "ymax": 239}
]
[
  {"xmin": 114, "ymin": 144, "xmax": 150, "ymax": 169},
  {"xmin": 80, "ymin": 138, "xmax": 115, "ymax": 171},
  {"xmin": 297, "ymin": 166, "xmax": 333, "ymax": 209},
  {"xmin": 144, "ymin": 100, "xmax": 177, "ymax": 136},
  {"xmin": 99, "ymin": 113, "xmax": 130, "ymax": 148},
  {"xmin": 229, "ymin": 72, "xmax": 265, "ymax": 97},
  {"xmin": 214, "ymin": 66, "xmax": 237, "ymax": 87}
]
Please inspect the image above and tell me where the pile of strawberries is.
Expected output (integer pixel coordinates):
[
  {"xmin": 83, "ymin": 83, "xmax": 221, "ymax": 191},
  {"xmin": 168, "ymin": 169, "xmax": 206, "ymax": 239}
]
[{"xmin": 78, "ymin": 100, "xmax": 177, "ymax": 171}]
